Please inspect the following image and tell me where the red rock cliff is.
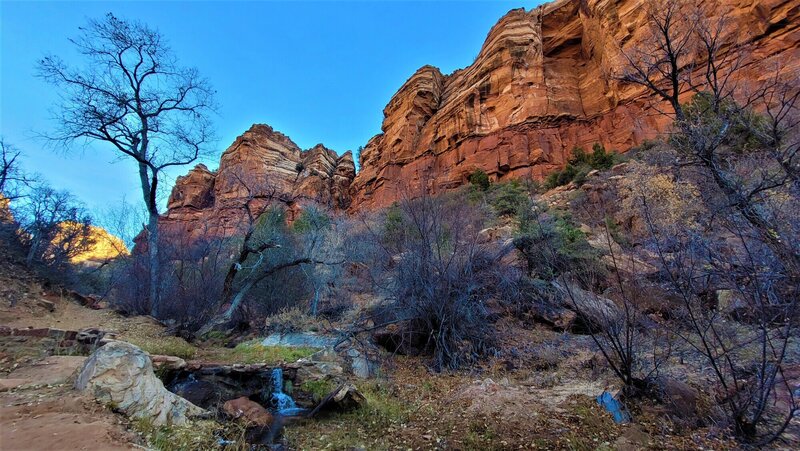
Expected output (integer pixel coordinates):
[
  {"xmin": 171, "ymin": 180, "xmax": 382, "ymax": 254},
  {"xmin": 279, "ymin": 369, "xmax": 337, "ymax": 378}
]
[
  {"xmin": 350, "ymin": 0, "xmax": 800, "ymax": 209},
  {"xmin": 161, "ymin": 124, "xmax": 355, "ymax": 242}
]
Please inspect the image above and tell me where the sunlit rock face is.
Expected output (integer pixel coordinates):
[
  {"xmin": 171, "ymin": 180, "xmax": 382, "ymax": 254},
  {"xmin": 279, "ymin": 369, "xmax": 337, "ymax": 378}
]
[
  {"xmin": 161, "ymin": 124, "xmax": 355, "ymax": 243},
  {"xmin": 350, "ymin": 0, "xmax": 800, "ymax": 210}
]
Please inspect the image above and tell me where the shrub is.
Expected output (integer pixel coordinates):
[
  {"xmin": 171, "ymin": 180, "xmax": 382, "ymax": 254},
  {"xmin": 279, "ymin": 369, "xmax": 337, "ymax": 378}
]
[
  {"xmin": 514, "ymin": 205, "xmax": 602, "ymax": 283},
  {"xmin": 202, "ymin": 341, "xmax": 316, "ymax": 364},
  {"xmin": 371, "ymin": 192, "xmax": 515, "ymax": 370},
  {"xmin": 468, "ymin": 169, "xmax": 491, "ymax": 191},
  {"xmin": 300, "ymin": 379, "xmax": 337, "ymax": 402},
  {"xmin": 292, "ymin": 207, "xmax": 330, "ymax": 234},
  {"xmin": 544, "ymin": 143, "xmax": 617, "ymax": 189},
  {"xmin": 381, "ymin": 202, "xmax": 405, "ymax": 251},
  {"xmin": 264, "ymin": 307, "xmax": 321, "ymax": 334},
  {"xmin": 486, "ymin": 180, "xmax": 529, "ymax": 217},
  {"xmin": 127, "ymin": 336, "xmax": 198, "ymax": 360}
]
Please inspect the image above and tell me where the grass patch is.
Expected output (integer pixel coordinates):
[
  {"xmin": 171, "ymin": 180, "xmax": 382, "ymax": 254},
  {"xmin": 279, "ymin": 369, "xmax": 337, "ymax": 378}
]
[
  {"xmin": 201, "ymin": 341, "xmax": 317, "ymax": 364},
  {"xmin": 300, "ymin": 378, "xmax": 337, "ymax": 402},
  {"xmin": 127, "ymin": 336, "xmax": 198, "ymax": 360},
  {"xmin": 132, "ymin": 418, "xmax": 248, "ymax": 451},
  {"xmin": 463, "ymin": 420, "xmax": 502, "ymax": 450},
  {"xmin": 284, "ymin": 380, "xmax": 411, "ymax": 450}
]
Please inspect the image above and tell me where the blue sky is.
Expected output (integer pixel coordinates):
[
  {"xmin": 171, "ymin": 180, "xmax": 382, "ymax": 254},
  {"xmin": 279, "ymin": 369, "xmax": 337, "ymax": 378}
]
[{"xmin": 1, "ymin": 0, "xmax": 539, "ymax": 213}]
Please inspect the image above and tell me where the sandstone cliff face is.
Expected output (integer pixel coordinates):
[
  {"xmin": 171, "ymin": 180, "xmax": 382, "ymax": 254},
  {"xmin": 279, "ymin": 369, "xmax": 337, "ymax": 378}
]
[
  {"xmin": 162, "ymin": 124, "xmax": 355, "ymax": 242},
  {"xmin": 351, "ymin": 0, "xmax": 800, "ymax": 209}
]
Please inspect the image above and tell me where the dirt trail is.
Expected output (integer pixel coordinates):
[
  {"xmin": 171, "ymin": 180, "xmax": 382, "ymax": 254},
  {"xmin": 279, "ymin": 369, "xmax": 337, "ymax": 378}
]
[{"xmin": 0, "ymin": 263, "xmax": 159, "ymax": 450}]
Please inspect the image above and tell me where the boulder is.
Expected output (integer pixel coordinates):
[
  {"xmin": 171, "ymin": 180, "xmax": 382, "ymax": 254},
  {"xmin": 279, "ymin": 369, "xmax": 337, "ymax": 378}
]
[
  {"xmin": 291, "ymin": 359, "xmax": 344, "ymax": 385},
  {"xmin": 75, "ymin": 341, "xmax": 207, "ymax": 426},
  {"xmin": 659, "ymin": 378, "xmax": 700, "ymax": 426},
  {"xmin": 551, "ymin": 281, "xmax": 620, "ymax": 333},
  {"xmin": 222, "ymin": 396, "xmax": 273, "ymax": 427},
  {"xmin": 330, "ymin": 384, "xmax": 366, "ymax": 410},
  {"xmin": 150, "ymin": 354, "xmax": 187, "ymax": 371}
]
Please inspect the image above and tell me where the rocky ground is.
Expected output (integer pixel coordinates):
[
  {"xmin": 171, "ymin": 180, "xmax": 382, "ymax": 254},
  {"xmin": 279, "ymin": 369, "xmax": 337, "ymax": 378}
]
[{"xmin": 0, "ymin": 209, "xmax": 795, "ymax": 450}]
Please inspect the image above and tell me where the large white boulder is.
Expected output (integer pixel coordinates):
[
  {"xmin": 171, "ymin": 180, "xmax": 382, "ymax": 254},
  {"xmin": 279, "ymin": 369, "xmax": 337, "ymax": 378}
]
[{"xmin": 75, "ymin": 341, "xmax": 207, "ymax": 426}]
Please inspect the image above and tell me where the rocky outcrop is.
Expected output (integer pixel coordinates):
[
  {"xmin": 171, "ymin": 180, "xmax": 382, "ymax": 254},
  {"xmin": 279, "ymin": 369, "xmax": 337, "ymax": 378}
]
[
  {"xmin": 75, "ymin": 341, "xmax": 207, "ymax": 426},
  {"xmin": 161, "ymin": 124, "xmax": 355, "ymax": 243},
  {"xmin": 350, "ymin": 0, "xmax": 800, "ymax": 209}
]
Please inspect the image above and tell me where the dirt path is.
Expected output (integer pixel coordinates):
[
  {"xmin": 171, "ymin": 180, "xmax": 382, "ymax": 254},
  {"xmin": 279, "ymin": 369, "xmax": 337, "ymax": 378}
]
[
  {"xmin": 0, "ymin": 269, "xmax": 157, "ymax": 450},
  {"xmin": 0, "ymin": 354, "xmax": 139, "ymax": 450}
]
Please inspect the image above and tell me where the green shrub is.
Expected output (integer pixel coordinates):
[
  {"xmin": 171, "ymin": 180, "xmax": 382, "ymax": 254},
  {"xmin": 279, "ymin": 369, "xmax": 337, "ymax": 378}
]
[
  {"xmin": 381, "ymin": 202, "xmax": 405, "ymax": 249},
  {"xmin": 544, "ymin": 143, "xmax": 617, "ymax": 189},
  {"xmin": 300, "ymin": 379, "xmax": 337, "ymax": 402},
  {"xmin": 486, "ymin": 180, "xmax": 529, "ymax": 217},
  {"xmin": 292, "ymin": 207, "xmax": 330, "ymax": 233},
  {"xmin": 589, "ymin": 142, "xmax": 615, "ymax": 169},
  {"xmin": 468, "ymin": 169, "xmax": 491, "ymax": 191},
  {"xmin": 132, "ymin": 418, "xmax": 246, "ymax": 451},
  {"xmin": 128, "ymin": 336, "xmax": 197, "ymax": 360},
  {"xmin": 514, "ymin": 207, "xmax": 602, "ymax": 282}
]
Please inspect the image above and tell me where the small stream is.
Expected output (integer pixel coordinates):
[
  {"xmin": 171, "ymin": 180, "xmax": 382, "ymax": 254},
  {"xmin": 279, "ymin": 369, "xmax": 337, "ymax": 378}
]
[{"xmin": 161, "ymin": 365, "xmax": 310, "ymax": 445}]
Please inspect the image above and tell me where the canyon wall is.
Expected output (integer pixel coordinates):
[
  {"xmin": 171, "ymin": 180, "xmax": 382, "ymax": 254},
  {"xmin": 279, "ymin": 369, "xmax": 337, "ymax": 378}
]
[
  {"xmin": 350, "ymin": 0, "xmax": 800, "ymax": 209},
  {"xmin": 160, "ymin": 124, "xmax": 355, "ymax": 243},
  {"xmin": 161, "ymin": 0, "xmax": 799, "ymax": 240}
]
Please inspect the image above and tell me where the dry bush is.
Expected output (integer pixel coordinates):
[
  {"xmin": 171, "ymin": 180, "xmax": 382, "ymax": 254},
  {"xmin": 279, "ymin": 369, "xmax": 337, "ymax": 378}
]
[
  {"xmin": 617, "ymin": 159, "xmax": 703, "ymax": 240},
  {"xmin": 263, "ymin": 307, "xmax": 323, "ymax": 335},
  {"xmin": 362, "ymin": 190, "xmax": 518, "ymax": 371}
]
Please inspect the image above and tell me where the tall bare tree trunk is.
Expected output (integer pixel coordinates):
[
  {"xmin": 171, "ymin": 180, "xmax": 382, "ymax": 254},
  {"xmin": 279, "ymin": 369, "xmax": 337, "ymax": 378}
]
[
  {"xmin": 139, "ymin": 161, "xmax": 161, "ymax": 318},
  {"xmin": 146, "ymin": 212, "xmax": 160, "ymax": 317}
]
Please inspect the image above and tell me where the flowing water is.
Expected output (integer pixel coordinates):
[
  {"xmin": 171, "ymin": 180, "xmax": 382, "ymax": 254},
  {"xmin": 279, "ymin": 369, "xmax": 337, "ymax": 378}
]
[{"xmin": 269, "ymin": 367, "xmax": 307, "ymax": 417}]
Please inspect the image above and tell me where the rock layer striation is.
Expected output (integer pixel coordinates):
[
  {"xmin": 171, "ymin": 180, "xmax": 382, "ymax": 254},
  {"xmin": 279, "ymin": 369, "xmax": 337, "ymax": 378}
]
[{"xmin": 349, "ymin": 0, "xmax": 800, "ymax": 209}]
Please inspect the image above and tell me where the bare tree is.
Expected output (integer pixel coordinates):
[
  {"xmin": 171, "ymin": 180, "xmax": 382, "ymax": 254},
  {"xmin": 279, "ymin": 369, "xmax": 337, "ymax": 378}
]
[
  {"xmin": 196, "ymin": 171, "xmax": 340, "ymax": 336},
  {"xmin": 38, "ymin": 13, "xmax": 216, "ymax": 317},
  {"xmin": 0, "ymin": 139, "xmax": 34, "ymax": 202},
  {"xmin": 620, "ymin": 0, "xmax": 799, "ymax": 277},
  {"xmin": 14, "ymin": 183, "xmax": 94, "ymax": 269},
  {"xmin": 621, "ymin": 0, "xmax": 799, "ymax": 442},
  {"xmin": 361, "ymin": 189, "xmax": 513, "ymax": 371}
]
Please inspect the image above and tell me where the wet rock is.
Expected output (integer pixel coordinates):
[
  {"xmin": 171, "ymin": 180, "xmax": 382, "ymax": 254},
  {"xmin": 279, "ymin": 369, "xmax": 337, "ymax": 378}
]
[
  {"xmin": 169, "ymin": 377, "xmax": 219, "ymax": 408},
  {"xmin": 222, "ymin": 396, "xmax": 273, "ymax": 427},
  {"xmin": 75, "ymin": 341, "xmax": 207, "ymax": 426}
]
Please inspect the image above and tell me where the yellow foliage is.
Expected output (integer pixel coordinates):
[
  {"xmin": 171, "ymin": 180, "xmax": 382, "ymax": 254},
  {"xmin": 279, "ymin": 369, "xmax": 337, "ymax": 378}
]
[
  {"xmin": 617, "ymin": 161, "xmax": 702, "ymax": 238},
  {"xmin": 56, "ymin": 222, "xmax": 129, "ymax": 263}
]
